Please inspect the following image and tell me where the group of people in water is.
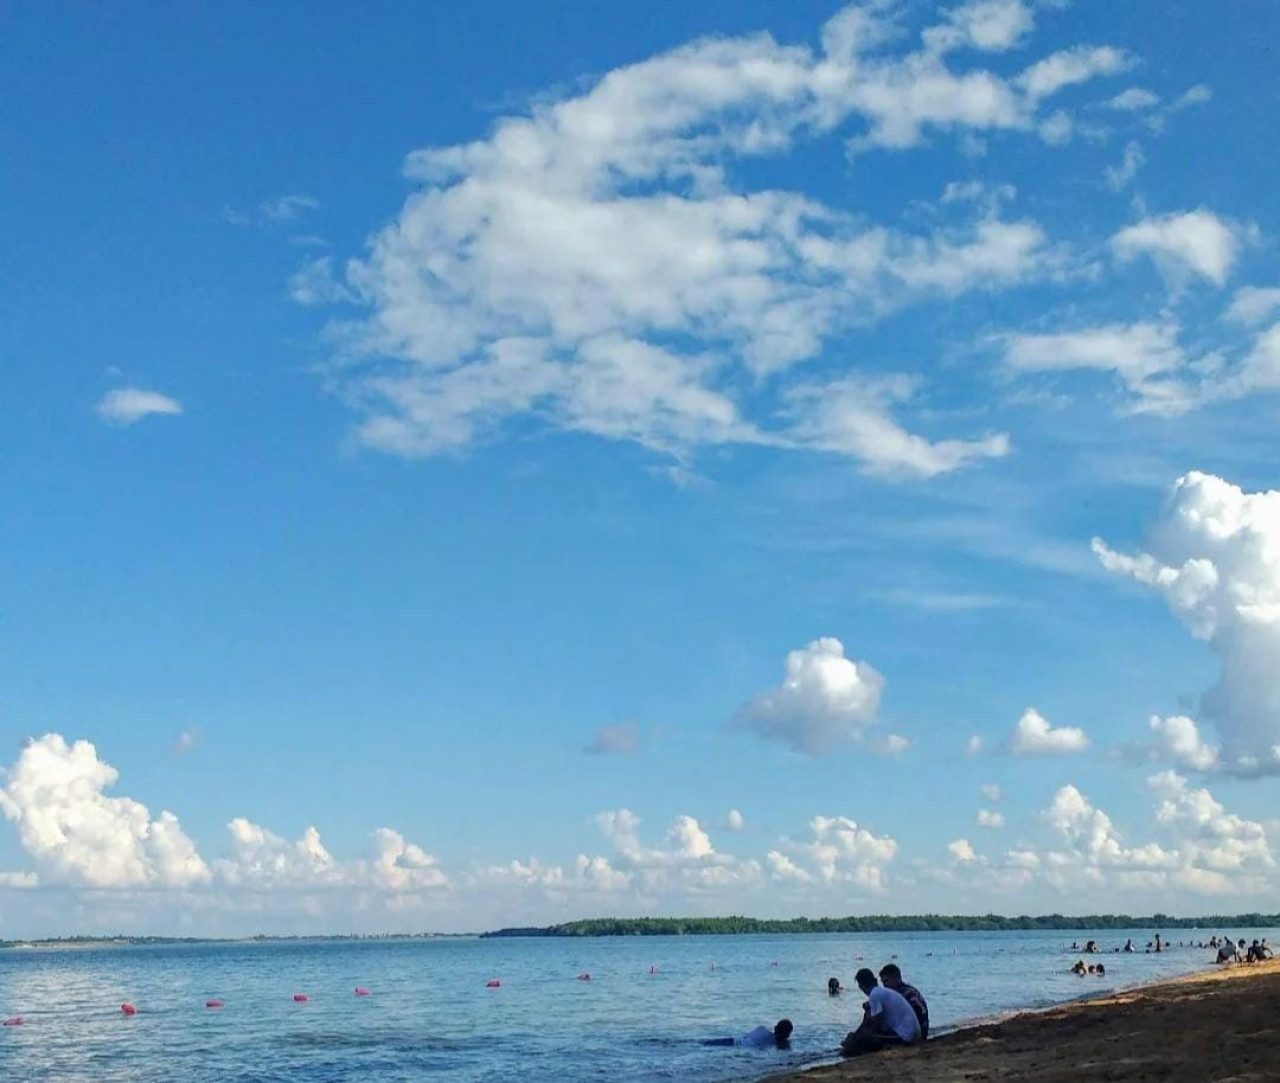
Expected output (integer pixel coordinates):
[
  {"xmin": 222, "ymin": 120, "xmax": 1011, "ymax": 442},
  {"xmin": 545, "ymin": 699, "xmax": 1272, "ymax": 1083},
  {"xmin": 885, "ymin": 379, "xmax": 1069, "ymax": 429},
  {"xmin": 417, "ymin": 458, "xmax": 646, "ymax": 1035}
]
[
  {"xmin": 1066, "ymin": 932, "xmax": 1274, "ymax": 976},
  {"xmin": 709, "ymin": 962, "xmax": 930, "ymax": 1058}
]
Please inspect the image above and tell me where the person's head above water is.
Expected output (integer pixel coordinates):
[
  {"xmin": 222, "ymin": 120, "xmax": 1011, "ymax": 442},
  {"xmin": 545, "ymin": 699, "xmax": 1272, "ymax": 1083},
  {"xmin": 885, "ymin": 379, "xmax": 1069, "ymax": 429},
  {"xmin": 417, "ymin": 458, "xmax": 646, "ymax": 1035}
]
[
  {"xmin": 878, "ymin": 963, "xmax": 904, "ymax": 990},
  {"xmin": 773, "ymin": 1019, "xmax": 793, "ymax": 1047},
  {"xmin": 855, "ymin": 967, "xmax": 878, "ymax": 994},
  {"xmin": 828, "ymin": 977, "xmax": 842, "ymax": 996}
]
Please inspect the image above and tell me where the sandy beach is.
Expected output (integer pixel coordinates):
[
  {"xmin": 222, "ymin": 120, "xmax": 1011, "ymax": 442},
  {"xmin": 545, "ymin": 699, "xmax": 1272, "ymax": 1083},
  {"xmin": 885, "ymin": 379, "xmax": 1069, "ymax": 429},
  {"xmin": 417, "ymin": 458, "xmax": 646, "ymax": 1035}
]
[{"xmin": 768, "ymin": 959, "xmax": 1280, "ymax": 1082}]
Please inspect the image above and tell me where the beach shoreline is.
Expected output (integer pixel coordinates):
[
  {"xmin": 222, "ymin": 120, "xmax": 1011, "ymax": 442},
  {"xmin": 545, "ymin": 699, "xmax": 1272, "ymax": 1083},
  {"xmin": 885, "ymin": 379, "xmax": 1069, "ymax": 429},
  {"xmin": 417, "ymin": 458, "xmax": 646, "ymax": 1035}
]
[{"xmin": 765, "ymin": 959, "xmax": 1280, "ymax": 1082}]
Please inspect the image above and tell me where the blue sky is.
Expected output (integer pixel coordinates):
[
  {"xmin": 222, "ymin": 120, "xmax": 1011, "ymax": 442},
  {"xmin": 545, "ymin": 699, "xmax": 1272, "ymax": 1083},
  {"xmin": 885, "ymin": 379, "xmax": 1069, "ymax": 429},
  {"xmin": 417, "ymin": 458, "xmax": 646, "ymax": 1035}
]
[{"xmin": 1, "ymin": 0, "xmax": 1278, "ymax": 935}]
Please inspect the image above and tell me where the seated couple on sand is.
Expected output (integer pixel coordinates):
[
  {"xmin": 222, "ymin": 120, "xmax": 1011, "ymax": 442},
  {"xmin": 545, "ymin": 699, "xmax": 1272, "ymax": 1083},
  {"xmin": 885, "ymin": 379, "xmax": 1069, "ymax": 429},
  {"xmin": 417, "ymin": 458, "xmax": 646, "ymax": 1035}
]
[{"xmin": 840, "ymin": 964, "xmax": 929, "ymax": 1057}]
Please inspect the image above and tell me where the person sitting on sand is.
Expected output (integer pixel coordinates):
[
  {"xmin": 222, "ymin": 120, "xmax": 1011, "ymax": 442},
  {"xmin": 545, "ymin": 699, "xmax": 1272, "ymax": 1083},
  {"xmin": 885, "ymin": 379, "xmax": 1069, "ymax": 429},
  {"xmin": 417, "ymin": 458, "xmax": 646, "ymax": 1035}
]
[
  {"xmin": 1216, "ymin": 941, "xmax": 1238, "ymax": 964},
  {"xmin": 828, "ymin": 977, "xmax": 843, "ymax": 996},
  {"xmin": 840, "ymin": 968, "xmax": 921, "ymax": 1056},
  {"xmin": 1262, "ymin": 940, "xmax": 1273, "ymax": 960},
  {"xmin": 703, "ymin": 1019, "xmax": 793, "ymax": 1049},
  {"xmin": 879, "ymin": 963, "xmax": 929, "ymax": 1041}
]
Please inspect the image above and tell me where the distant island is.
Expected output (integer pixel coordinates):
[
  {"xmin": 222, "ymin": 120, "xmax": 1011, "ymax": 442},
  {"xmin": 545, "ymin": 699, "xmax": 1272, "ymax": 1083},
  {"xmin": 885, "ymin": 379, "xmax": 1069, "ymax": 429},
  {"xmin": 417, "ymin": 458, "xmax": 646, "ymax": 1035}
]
[{"xmin": 482, "ymin": 913, "xmax": 1280, "ymax": 937}]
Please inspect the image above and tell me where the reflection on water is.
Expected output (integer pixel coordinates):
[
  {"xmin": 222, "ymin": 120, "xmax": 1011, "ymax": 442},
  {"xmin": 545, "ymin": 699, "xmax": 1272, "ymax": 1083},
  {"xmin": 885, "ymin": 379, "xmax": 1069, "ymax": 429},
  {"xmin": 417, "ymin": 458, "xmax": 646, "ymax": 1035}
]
[{"xmin": 1, "ymin": 930, "xmax": 1273, "ymax": 1082}]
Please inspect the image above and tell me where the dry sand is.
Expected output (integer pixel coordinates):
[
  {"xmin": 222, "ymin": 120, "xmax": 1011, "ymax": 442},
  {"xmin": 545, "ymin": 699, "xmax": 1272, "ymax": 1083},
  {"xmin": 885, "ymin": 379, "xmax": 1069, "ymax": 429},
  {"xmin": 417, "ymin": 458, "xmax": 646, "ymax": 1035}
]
[{"xmin": 768, "ymin": 959, "xmax": 1280, "ymax": 1082}]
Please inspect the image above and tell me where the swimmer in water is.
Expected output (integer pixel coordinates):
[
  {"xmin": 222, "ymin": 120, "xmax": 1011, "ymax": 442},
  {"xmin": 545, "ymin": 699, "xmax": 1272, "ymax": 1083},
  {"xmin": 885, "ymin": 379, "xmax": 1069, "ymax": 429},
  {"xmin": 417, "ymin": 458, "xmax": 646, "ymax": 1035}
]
[
  {"xmin": 828, "ymin": 977, "xmax": 843, "ymax": 996},
  {"xmin": 703, "ymin": 1019, "xmax": 793, "ymax": 1049}
]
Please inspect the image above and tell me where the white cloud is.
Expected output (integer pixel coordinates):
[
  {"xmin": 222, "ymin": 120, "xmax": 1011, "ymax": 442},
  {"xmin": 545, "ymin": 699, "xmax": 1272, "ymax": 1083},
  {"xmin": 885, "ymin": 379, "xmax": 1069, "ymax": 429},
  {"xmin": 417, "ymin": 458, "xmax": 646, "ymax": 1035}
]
[
  {"xmin": 734, "ymin": 637, "xmax": 885, "ymax": 755},
  {"xmin": 1046, "ymin": 783, "xmax": 1175, "ymax": 869},
  {"xmin": 584, "ymin": 721, "xmax": 641, "ymax": 756},
  {"xmin": 766, "ymin": 849, "xmax": 813, "ymax": 883},
  {"xmin": 980, "ymin": 783, "xmax": 1002, "ymax": 802},
  {"xmin": 1017, "ymin": 46, "xmax": 1132, "ymax": 101},
  {"xmin": 726, "ymin": 809, "xmax": 745, "ymax": 831},
  {"xmin": 923, "ymin": 0, "xmax": 1036, "ymax": 54},
  {"xmin": 1149, "ymin": 714, "xmax": 1220, "ymax": 772},
  {"xmin": 95, "ymin": 388, "xmax": 183, "ymax": 426},
  {"xmin": 1104, "ymin": 88, "xmax": 1160, "ymax": 111},
  {"xmin": 0, "ymin": 735, "xmax": 210, "ymax": 889},
  {"xmin": 1225, "ymin": 287, "xmax": 1280, "ymax": 327},
  {"xmin": 1148, "ymin": 771, "xmax": 1272, "ymax": 873},
  {"xmin": 1094, "ymin": 472, "xmax": 1280, "ymax": 774},
  {"xmin": 791, "ymin": 815, "xmax": 898, "ymax": 888},
  {"xmin": 1104, "ymin": 141, "xmax": 1145, "ymax": 191},
  {"xmin": 1112, "ymin": 209, "xmax": 1249, "ymax": 286},
  {"xmin": 259, "ymin": 194, "xmax": 321, "ymax": 222},
  {"xmin": 877, "ymin": 734, "xmax": 912, "ymax": 756},
  {"xmin": 785, "ymin": 377, "xmax": 1010, "ymax": 478},
  {"xmin": 309, "ymin": 4, "xmax": 1127, "ymax": 477},
  {"xmin": 173, "ymin": 730, "xmax": 199, "ymax": 756},
  {"xmin": 1171, "ymin": 84, "xmax": 1212, "ymax": 110},
  {"xmin": 1008, "ymin": 707, "xmax": 1089, "ymax": 755},
  {"xmin": 593, "ymin": 808, "xmax": 760, "ymax": 892},
  {"xmin": 1038, "ymin": 109, "xmax": 1073, "ymax": 145},
  {"xmin": 977, "ymin": 809, "xmax": 1005, "ymax": 828},
  {"xmin": 966, "ymin": 735, "xmax": 984, "ymax": 756},
  {"xmin": 948, "ymin": 838, "xmax": 977, "ymax": 862},
  {"xmin": 289, "ymin": 257, "xmax": 353, "ymax": 306},
  {"xmin": 1000, "ymin": 321, "xmax": 1194, "ymax": 416}
]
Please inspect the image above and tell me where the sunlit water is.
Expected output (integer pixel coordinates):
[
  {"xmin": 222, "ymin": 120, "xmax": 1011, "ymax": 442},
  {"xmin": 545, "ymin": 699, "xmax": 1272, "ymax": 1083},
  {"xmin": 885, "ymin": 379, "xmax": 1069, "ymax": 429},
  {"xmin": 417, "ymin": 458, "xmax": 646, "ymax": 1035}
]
[{"xmin": 2, "ymin": 929, "xmax": 1274, "ymax": 1082}]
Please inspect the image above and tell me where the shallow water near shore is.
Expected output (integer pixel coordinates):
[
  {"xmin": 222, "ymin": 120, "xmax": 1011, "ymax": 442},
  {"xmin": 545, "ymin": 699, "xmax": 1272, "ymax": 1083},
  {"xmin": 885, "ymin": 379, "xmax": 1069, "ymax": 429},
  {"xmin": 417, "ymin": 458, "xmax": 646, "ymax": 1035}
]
[{"xmin": 2, "ymin": 929, "xmax": 1276, "ymax": 1082}]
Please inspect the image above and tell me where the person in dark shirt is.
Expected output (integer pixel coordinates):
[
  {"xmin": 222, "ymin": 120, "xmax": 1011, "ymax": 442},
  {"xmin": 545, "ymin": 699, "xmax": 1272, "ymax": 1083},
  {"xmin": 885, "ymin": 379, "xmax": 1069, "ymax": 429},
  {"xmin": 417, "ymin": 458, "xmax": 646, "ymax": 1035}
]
[{"xmin": 878, "ymin": 963, "xmax": 929, "ymax": 1041}]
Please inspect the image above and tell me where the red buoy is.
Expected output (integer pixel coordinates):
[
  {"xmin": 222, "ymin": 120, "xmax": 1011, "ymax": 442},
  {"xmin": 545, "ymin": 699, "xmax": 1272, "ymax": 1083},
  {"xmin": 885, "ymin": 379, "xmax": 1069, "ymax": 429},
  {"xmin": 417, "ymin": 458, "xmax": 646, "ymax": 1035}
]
[
  {"xmin": 121, "ymin": 1003, "xmax": 137, "ymax": 1016},
  {"xmin": 354, "ymin": 987, "xmax": 371, "ymax": 997},
  {"xmin": 293, "ymin": 994, "xmax": 309, "ymax": 1003},
  {"xmin": 576, "ymin": 972, "xmax": 590, "ymax": 981},
  {"xmin": 485, "ymin": 979, "xmax": 501, "ymax": 988},
  {"xmin": 3, "ymin": 1017, "xmax": 23, "ymax": 1027},
  {"xmin": 205, "ymin": 1000, "xmax": 225, "ymax": 1009}
]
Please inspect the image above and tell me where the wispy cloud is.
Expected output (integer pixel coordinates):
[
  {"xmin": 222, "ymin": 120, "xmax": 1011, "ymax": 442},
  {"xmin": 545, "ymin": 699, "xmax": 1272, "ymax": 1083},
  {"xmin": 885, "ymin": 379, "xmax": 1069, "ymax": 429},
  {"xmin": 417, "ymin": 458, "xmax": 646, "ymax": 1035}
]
[{"xmin": 95, "ymin": 388, "xmax": 183, "ymax": 426}]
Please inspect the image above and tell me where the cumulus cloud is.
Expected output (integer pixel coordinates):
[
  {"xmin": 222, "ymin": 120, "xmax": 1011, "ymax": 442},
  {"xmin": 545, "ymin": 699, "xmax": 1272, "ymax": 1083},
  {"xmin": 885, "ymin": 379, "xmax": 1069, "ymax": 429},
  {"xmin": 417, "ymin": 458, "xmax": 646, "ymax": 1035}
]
[
  {"xmin": 584, "ymin": 721, "xmax": 641, "ymax": 756},
  {"xmin": 594, "ymin": 808, "xmax": 760, "ymax": 892},
  {"xmin": 1148, "ymin": 715, "xmax": 1220, "ymax": 772},
  {"xmin": 726, "ymin": 809, "xmax": 745, "ymax": 831},
  {"xmin": 1094, "ymin": 472, "xmax": 1280, "ymax": 775},
  {"xmin": 977, "ymin": 809, "xmax": 1005, "ymax": 828},
  {"xmin": 733, "ymin": 637, "xmax": 885, "ymax": 755},
  {"xmin": 0, "ymin": 735, "xmax": 210, "ymax": 888},
  {"xmin": 788, "ymin": 815, "xmax": 899, "ymax": 888},
  {"xmin": 95, "ymin": 388, "xmax": 183, "ymax": 426},
  {"xmin": 1008, "ymin": 707, "xmax": 1089, "ymax": 755},
  {"xmin": 306, "ymin": 3, "xmax": 1133, "ymax": 477},
  {"xmin": 1111, "ymin": 209, "xmax": 1250, "ymax": 286},
  {"xmin": 948, "ymin": 838, "xmax": 977, "ymax": 862}
]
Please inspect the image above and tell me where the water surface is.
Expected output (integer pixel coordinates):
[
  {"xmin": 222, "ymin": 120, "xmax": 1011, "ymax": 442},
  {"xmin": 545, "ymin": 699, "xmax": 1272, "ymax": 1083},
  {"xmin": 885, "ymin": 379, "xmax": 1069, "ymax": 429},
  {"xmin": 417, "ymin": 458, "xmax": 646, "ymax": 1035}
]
[{"xmin": 2, "ymin": 929, "xmax": 1271, "ymax": 1082}]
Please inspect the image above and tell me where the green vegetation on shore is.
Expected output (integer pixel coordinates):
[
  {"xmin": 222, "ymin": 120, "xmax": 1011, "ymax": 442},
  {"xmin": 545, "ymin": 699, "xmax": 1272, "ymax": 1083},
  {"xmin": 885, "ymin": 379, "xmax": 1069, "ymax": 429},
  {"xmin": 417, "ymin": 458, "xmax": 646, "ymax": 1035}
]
[{"xmin": 482, "ymin": 913, "xmax": 1280, "ymax": 938}]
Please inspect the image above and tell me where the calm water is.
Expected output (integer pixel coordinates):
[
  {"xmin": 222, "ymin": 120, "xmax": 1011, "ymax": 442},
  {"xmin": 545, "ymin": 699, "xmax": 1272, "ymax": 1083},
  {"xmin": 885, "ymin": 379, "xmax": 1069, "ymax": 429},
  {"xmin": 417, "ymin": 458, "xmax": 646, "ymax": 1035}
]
[{"xmin": 2, "ymin": 929, "xmax": 1273, "ymax": 1082}]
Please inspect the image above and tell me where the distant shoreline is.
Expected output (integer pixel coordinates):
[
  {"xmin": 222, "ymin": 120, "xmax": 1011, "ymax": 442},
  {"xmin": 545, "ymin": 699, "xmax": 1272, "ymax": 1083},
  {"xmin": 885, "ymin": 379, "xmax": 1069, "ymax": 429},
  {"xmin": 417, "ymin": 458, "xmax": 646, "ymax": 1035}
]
[
  {"xmin": 5, "ymin": 914, "xmax": 1277, "ymax": 948},
  {"xmin": 481, "ymin": 913, "xmax": 1280, "ymax": 938}
]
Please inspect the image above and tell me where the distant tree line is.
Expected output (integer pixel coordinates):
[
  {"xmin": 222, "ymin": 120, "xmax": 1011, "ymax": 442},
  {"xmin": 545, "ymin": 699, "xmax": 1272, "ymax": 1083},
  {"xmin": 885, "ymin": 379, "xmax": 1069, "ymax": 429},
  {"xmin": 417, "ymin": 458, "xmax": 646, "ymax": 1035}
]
[{"xmin": 482, "ymin": 913, "xmax": 1280, "ymax": 938}]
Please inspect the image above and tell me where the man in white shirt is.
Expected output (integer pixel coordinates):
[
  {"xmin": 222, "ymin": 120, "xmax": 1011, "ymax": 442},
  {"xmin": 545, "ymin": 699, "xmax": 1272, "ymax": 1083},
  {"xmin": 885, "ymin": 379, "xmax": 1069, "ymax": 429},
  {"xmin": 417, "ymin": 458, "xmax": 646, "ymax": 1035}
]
[{"xmin": 840, "ymin": 967, "xmax": 921, "ymax": 1057}]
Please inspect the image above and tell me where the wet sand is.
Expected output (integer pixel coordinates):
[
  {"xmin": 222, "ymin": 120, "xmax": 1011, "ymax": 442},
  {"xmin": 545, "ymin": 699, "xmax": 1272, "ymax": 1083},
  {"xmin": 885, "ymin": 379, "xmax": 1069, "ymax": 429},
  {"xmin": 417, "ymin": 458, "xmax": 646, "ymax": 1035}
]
[{"xmin": 768, "ymin": 959, "xmax": 1280, "ymax": 1082}]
